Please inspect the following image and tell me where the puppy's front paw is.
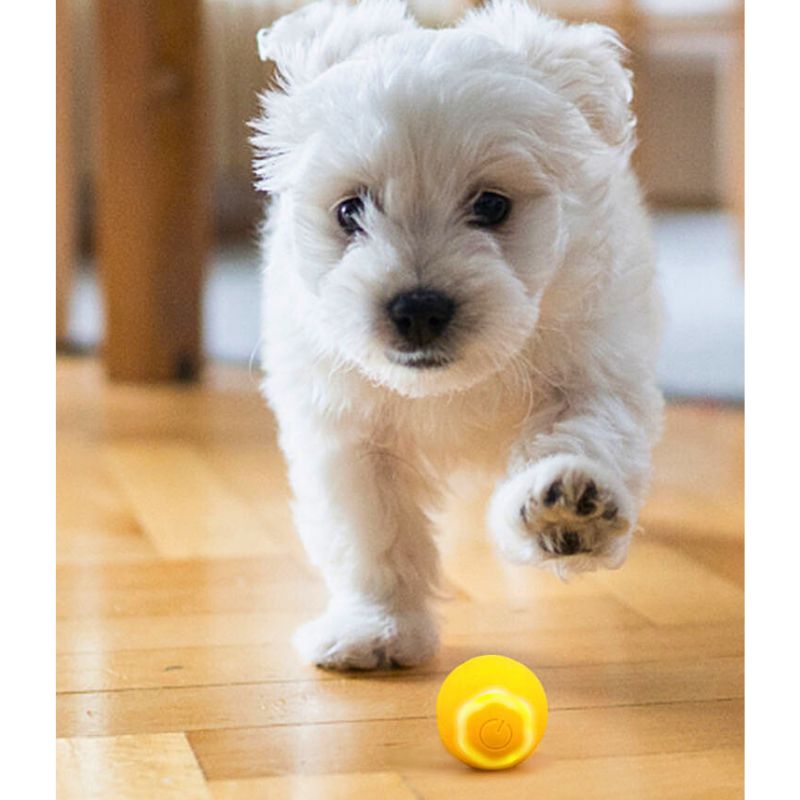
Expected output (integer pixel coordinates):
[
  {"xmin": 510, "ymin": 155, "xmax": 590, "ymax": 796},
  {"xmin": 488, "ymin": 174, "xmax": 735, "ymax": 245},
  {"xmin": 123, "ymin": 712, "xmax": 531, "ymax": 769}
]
[
  {"xmin": 293, "ymin": 604, "xmax": 439, "ymax": 671},
  {"xmin": 489, "ymin": 454, "xmax": 634, "ymax": 575}
]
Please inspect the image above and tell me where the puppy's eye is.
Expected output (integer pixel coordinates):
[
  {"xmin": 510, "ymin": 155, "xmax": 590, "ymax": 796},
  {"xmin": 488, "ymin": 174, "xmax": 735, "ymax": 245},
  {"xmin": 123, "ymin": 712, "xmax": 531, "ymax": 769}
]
[
  {"xmin": 471, "ymin": 191, "xmax": 511, "ymax": 227},
  {"xmin": 336, "ymin": 196, "xmax": 365, "ymax": 236}
]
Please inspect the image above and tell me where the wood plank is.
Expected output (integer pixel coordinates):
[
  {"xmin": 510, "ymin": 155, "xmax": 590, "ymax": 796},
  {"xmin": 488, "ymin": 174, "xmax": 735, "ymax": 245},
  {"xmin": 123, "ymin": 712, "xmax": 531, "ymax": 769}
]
[
  {"xmin": 56, "ymin": 603, "xmax": 739, "ymax": 672},
  {"xmin": 57, "ymin": 432, "xmax": 159, "ymax": 565},
  {"xmin": 57, "ymin": 610, "xmax": 302, "ymax": 655},
  {"xmin": 57, "ymin": 656, "xmax": 741, "ymax": 738},
  {"xmin": 200, "ymin": 442, "xmax": 296, "ymax": 533},
  {"xmin": 57, "ymin": 643, "xmax": 322, "ymax": 694},
  {"xmin": 57, "ymin": 556, "xmax": 320, "ymax": 619},
  {"xmin": 104, "ymin": 443, "xmax": 286, "ymax": 559},
  {"xmin": 403, "ymin": 748, "xmax": 743, "ymax": 800},
  {"xmin": 441, "ymin": 594, "xmax": 650, "ymax": 635},
  {"xmin": 593, "ymin": 538, "xmax": 743, "ymax": 625},
  {"xmin": 642, "ymin": 404, "xmax": 743, "ymax": 539},
  {"xmin": 209, "ymin": 772, "xmax": 417, "ymax": 800},
  {"xmin": 57, "ymin": 356, "xmax": 273, "ymax": 444},
  {"xmin": 56, "ymin": 733, "xmax": 211, "ymax": 799},
  {"xmin": 96, "ymin": 0, "xmax": 208, "ymax": 381},
  {"xmin": 188, "ymin": 699, "xmax": 743, "ymax": 780},
  {"xmin": 57, "ymin": 619, "xmax": 742, "ymax": 693},
  {"xmin": 655, "ymin": 526, "xmax": 744, "ymax": 588}
]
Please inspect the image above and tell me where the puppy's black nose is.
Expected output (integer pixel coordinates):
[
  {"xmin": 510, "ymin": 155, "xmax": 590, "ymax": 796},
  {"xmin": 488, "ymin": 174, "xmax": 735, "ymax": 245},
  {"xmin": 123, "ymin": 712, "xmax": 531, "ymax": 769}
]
[{"xmin": 387, "ymin": 290, "xmax": 455, "ymax": 349}]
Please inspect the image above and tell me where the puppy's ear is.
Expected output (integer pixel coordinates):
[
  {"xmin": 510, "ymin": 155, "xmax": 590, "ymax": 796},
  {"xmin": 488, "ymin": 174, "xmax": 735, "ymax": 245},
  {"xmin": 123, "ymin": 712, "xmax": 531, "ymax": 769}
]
[
  {"xmin": 461, "ymin": 0, "xmax": 634, "ymax": 154},
  {"xmin": 257, "ymin": 0, "xmax": 416, "ymax": 88}
]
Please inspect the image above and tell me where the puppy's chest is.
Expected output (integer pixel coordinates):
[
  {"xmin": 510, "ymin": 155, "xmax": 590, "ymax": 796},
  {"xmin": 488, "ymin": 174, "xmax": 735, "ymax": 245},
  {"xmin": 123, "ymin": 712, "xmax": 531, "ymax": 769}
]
[{"xmin": 389, "ymin": 387, "xmax": 533, "ymax": 470}]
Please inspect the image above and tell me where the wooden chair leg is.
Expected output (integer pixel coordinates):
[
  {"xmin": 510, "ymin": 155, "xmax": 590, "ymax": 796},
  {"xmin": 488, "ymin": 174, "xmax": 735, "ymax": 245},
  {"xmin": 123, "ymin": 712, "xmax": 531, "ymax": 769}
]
[
  {"xmin": 57, "ymin": 0, "xmax": 76, "ymax": 346},
  {"xmin": 96, "ymin": 0, "xmax": 209, "ymax": 382},
  {"xmin": 725, "ymin": 10, "xmax": 744, "ymax": 257}
]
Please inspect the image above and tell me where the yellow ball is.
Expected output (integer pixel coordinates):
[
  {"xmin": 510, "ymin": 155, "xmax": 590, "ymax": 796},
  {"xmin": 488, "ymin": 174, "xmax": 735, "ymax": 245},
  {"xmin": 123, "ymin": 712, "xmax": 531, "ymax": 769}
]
[{"xmin": 436, "ymin": 655, "xmax": 548, "ymax": 770}]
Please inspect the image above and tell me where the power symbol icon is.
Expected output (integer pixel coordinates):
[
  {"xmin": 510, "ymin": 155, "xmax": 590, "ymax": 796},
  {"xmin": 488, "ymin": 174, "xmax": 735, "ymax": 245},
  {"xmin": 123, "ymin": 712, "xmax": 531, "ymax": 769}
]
[{"xmin": 478, "ymin": 717, "xmax": 514, "ymax": 750}]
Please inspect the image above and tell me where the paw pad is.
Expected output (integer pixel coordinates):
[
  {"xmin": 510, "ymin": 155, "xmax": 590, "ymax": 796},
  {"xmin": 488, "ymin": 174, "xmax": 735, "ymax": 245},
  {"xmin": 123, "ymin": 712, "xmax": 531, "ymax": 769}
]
[
  {"xmin": 559, "ymin": 530, "xmax": 582, "ymax": 555},
  {"xmin": 543, "ymin": 479, "xmax": 563, "ymax": 507},
  {"xmin": 491, "ymin": 456, "xmax": 635, "ymax": 573},
  {"xmin": 518, "ymin": 464, "xmax": 630, "ymax": 561},
  {"xmin": 574, "ymin": 481, "xmax": 598, "ymax": 516}
]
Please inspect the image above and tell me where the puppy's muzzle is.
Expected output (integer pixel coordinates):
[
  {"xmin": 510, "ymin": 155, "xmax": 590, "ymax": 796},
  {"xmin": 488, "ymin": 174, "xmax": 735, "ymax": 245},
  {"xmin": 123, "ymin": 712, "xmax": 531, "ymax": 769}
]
[{"xmin": 387, "ymin": 290, "xmax": 455, "ymax": 350}]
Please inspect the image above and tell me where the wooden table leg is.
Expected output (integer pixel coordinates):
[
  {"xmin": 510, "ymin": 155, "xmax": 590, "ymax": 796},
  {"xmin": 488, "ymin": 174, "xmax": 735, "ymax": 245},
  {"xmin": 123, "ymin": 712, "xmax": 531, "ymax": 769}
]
[
  {"xmin": 97, "ymin": 0, "xmax": 209, "ymax": 382},
  {"xmin": 725, "ymin": 8, "xmax": 744, "ymax": 257},
  {"xmin": 57, "ymin": 0, "xmax": 76, "ymax": 346}
]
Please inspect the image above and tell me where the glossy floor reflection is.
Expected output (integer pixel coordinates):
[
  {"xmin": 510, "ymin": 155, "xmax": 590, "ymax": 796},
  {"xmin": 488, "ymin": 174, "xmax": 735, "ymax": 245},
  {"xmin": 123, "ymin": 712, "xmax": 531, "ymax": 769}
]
[{"xmin": 56, "ymin": 357, "xmax": 743, "ymax": 798}]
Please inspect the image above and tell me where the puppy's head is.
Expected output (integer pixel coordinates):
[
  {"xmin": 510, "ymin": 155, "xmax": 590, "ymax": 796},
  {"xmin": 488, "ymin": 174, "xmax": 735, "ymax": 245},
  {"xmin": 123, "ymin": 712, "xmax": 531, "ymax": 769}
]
[{"xmin": 253, "ymin": 0, "xmax": 633, "ymax": 397}]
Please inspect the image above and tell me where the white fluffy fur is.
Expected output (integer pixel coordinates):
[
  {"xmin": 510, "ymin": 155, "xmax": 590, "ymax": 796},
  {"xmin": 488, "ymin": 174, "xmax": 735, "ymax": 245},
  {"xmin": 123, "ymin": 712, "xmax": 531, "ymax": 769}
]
[{"xmin": 252, "ymin": 0, "xmax": 663, "ymax": 670}]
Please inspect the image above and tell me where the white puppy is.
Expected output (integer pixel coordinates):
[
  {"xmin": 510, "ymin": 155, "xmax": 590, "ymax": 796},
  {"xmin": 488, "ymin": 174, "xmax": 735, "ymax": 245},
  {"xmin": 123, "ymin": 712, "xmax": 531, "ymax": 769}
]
[{"xmin": 252, "ymin": 0, "xmax": 663, "ymax": 670}]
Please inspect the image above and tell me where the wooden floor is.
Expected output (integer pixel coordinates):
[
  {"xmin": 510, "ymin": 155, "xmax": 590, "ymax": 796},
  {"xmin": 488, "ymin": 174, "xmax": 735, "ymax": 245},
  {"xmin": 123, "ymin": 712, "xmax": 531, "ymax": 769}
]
[{"xmin": 56, "ymin": 356, "xmax": 743, "ymax": 799}]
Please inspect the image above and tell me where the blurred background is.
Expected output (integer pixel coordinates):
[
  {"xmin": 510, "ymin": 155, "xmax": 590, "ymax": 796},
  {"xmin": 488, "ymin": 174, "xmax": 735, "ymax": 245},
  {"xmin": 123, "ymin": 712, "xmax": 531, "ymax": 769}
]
[{"xmin": 56, "ymin": 0, "xmax": 744, "ymax": 400}]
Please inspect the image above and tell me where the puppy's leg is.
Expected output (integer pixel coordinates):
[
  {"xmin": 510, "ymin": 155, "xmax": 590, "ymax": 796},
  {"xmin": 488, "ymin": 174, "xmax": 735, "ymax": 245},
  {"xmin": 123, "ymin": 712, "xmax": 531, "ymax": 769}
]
[
  {"xmin": 489, "ymin": 390, "xmax": 661, "ymax": 575},
  {"xmin": 284, "ymin": 427, "xmax": 439, "ymax": 670}
]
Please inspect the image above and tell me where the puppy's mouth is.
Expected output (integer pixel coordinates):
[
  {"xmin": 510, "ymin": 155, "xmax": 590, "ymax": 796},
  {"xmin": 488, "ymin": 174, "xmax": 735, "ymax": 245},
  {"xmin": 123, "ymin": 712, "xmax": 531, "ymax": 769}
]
[{"xmin": 385, "ymin": 350, "xmax": 453, "ymax": 370}]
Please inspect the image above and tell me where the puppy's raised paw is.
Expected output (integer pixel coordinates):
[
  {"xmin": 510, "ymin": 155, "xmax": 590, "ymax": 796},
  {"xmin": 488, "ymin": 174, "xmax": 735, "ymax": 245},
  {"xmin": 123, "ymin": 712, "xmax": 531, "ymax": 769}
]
[
  {"xmin": 489, "ymin": 454, "xmax": 634, "ymax": 575},
  {"xmin": 293, "ymin": 605, "xmax": 438, "ymax": 671}
]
